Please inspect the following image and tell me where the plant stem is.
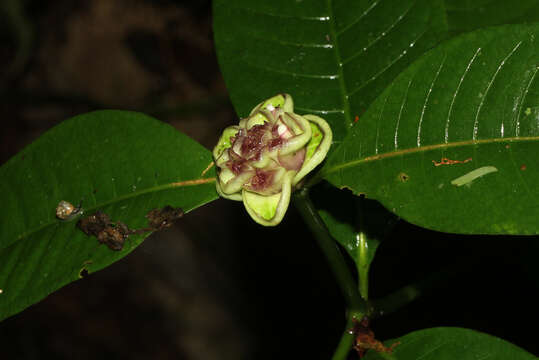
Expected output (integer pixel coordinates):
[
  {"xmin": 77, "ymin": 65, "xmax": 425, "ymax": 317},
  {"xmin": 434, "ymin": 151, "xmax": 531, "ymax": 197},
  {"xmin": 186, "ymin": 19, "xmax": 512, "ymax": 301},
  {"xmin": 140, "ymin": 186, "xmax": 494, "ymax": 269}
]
[
  {"xmin": 332, "ymin": 309, "xmax": 363, "ymax": 360},
  {"xmin": 357, "ymin": 231, "xmax": 370, "ymax": 301},
  {"xmin": 293, "ymin": 187, "xmax": 367, "ymax": 359},
  {"xmin": 293, "ymin": 187, "xmax": 365, "ymax": 312},
  {"xmin": 371, "ymin": 260, "xmax": 468, "ymax": 318}
]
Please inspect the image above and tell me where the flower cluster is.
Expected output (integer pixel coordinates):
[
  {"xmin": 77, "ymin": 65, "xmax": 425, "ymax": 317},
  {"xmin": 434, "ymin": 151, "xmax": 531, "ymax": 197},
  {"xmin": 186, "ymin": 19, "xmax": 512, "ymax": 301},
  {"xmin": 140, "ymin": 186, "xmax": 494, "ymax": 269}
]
[{"xmin": 213, "ymin": 94, "xmax": 332, "ymax": 226}]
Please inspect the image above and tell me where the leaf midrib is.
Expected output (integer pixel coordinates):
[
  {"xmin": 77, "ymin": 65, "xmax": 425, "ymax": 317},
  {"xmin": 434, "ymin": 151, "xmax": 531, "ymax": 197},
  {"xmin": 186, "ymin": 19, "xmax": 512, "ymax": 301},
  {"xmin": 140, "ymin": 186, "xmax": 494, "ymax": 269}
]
[
  {"xmin": 11, "ymin": 177, "xmax": 216, "ymax": 245},
  {"xmin": 322, "ymin": 135, "xmax": 539, "ymax": 176}
]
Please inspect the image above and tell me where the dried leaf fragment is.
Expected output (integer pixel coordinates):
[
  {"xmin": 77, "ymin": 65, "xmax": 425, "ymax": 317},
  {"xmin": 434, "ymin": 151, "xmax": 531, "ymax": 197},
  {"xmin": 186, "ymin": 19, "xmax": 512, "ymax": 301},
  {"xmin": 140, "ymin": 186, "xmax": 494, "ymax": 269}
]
[
  {"xmin": 352, "ymin": 317, "xmax": 399, "ymax": 358},
  {"xmin": 145, "ymin": 206, "xmax": 184, "ymax": 230},
  {"xmin": 76, "ymin": 206, "xmax": 184, "ymax": 251},
  {"xmin": 77, "ymin": 211, "xmax": 129, "ymax": 251}
]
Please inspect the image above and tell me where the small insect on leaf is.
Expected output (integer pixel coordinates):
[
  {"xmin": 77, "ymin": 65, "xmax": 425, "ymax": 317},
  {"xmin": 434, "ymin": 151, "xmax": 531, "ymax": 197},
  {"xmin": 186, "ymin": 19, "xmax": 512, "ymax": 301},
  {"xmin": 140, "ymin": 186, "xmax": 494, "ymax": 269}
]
[{"xmin": 56, "ymin": 200, "xmax": 83, "ymax": 220}]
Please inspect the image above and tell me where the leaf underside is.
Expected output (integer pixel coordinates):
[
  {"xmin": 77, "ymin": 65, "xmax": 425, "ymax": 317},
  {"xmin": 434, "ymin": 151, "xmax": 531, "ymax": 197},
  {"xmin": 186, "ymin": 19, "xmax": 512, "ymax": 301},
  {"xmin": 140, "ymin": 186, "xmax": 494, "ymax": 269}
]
[
  {"xmin": 323, "ymin": 24, "xmax": 539, "ymax": 235},
  {"xmin": 0, "ymin": 110, "xmax": 217, "ymax": 321}
]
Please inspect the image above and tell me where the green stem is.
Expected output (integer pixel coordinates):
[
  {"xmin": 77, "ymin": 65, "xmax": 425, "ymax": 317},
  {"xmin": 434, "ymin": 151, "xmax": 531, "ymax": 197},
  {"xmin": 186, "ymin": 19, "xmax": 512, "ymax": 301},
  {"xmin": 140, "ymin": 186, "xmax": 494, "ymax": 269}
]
[
  {"xmin": 332, "ymin": 309, "xmax": 363, "ymax": 360},
  {"xmin": 293, "ymin": 187, "xmax": 367, "ymax": 359},
  {"xmin": 355, "ymin": 195, "xmax": 370, "ymax": 302},
  {"xmin": 293, "ymin": 187, "xmax": 365, "ymax": 312},
  {"xmin": 357, "ymin": 231, "xmax": 369, "ymax": 301},
  {"xmin": 371, "ymin": 260, "xmax": 468, "ymax": 318}
]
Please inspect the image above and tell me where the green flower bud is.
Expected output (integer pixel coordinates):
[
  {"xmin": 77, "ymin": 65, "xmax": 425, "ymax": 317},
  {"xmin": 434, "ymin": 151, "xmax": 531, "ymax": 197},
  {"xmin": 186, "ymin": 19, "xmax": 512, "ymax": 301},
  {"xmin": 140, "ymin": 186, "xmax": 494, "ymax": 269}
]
[{"xmin": 213, "ymin": 94, "xmax": 332, "ymax": 226}]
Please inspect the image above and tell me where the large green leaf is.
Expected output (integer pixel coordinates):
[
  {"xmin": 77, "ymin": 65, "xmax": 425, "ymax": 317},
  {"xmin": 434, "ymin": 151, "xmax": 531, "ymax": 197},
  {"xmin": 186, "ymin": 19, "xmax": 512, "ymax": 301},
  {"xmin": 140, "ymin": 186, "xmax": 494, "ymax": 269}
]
[
  {"xmin": 213, "ymin": 0, "xmax": 449, "ymax": 143},
  {"xmin": 364, "ymin": 327, "xmax": 536, "ymax": 359},
  {"xmin": 322, "ymin": 24, "xmax": 539, "ymax": 235},
  {"xmin": 0, "ymin": 110, "xmax": 217, "ymax": 321}
]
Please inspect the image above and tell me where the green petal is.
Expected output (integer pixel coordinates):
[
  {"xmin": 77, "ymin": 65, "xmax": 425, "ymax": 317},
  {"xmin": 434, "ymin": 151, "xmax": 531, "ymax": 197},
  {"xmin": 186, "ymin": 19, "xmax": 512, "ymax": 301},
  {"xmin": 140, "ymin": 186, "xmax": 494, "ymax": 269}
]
[
  {"xmin": 293, "ymin": 114, "xmax": 332, "ymax": 186},
  {"xmin": 220, "ymin": 170, "xmax": 254, "ymax": 195},
  {"xmin": 242, "ymin": 171, "xmax": 294, "ymax": 226},
  {"xmin": 246, "ymin": 112, "xmax": 268, "ymax": 129},
  {"xmin": 279, "ymin": 113, "xmax": 312, "ymax": 156},
  {"xmin": 305, "ymin": 122, "xmax": 323, "ymax": 162},
  {"xmin": 216, "ymin": 180, "xmax": 243, "ymax": 201},
  {"xmin": 249, "ymin": 93, "xmax": 294, "ymax": 115},
  {"xmin": 213, "ymin": 126, "xmax": 239, "ymax": 160}
]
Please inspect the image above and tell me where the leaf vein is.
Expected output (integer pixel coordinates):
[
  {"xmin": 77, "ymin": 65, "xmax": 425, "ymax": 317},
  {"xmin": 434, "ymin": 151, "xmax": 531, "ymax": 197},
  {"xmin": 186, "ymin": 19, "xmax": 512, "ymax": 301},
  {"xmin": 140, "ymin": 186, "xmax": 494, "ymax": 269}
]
[
  {"xmin": 347, "ymin": 30, "xmax": 426, "ymax": 97},
  {"xmin": 324, "ymin": 136, "xmax": 539, "ymax": 176},
  {"xmin": 295, "ymin": 106, "xmax": 344, "ymax": 115},
  {"xmin": 249, "ymin": 35, "xmax": 334, "ymax": 49},
  {"xmin": 243, "ymin": 61, "xmax": 339, "ymax": 79},
  {"xmin": 341, "ymin": 1, "xmax": 413, "ymax": 65},
  {"xmin": 415, "ymin": 341, "xmax": 451, "ymax": 360},
  {"xmin": 229, "ymin": 5, "xmax": 330, "ymax": 22},
  {"xmin": 445, "ymin": 47, "xmax": 482, "ymax": 143},
  {"xmin": 417, "ymin": 54, "xmax": 447, "ymax": 147},
  {"xmin": 515, "ymin": 66, "xmax": 539, "ymax": 137},
  {"xmin": 473, "ymin": 41, "xmax": 522, "ymax": 140},
  {"xmin": 336, "ymin": 0, "xmax": 381, "ymax": 36},
  {"xmin": 395, "ymin": 76, "xmax": 414, "ymax": 150},
  {"xmin": 13, "ymin": 178, "xmax": 216, "ymax": 243}
]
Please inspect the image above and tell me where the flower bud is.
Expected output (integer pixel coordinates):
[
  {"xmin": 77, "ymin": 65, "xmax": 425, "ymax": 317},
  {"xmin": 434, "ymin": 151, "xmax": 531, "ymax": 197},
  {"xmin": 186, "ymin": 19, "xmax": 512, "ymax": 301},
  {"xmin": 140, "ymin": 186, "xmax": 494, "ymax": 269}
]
[{"xmin": 213, "ymin": 94, "xmax": 332, "ymax": 226}]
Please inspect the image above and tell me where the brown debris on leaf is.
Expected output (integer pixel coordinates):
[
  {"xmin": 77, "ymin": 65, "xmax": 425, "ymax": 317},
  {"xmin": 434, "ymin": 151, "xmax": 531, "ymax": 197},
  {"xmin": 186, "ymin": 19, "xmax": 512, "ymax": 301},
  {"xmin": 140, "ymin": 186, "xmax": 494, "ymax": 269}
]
[
  {"xmin": 145, "ymin": 205, "xmax": 184, "ymax": 230},
  {"xmin": 352, "ymin": 317, "xmax": 400, "ymax": 358},
  {"xmin": 77, "ymin": 206, "xmax": 184, "ymax": 251},
  {"xmin": 77, "ymin": 211, "xmax": 130, "ymax": 251}
]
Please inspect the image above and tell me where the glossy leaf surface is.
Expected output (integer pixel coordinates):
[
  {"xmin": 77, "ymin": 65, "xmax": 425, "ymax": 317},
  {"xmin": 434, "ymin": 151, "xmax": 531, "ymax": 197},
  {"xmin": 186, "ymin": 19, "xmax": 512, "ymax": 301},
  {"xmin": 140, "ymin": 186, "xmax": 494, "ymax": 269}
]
[
  {"xmin": 444, "ymin": 0, "xmax": 539, "ymax": 35},
  {"xmin": 213, "ymin": 0, "xmax": 448, "ymax": 143},
  {"xmin": 323, "ymin": 24, "xmax": 539, "ymax": 234},
  {"xmin": 320, "ymin": 197, "xmax": 397, "ymax": 299},
  {"xmin": 316, "ymin": 186, "xmax": 397, "ymax": 275},
  {"xmin": 364, "ymin": 327, "xmax": 536, "ymax": 360},
  {"xmin": 0, "ymin": 111, "xmax": 217, "ymax": 321}
]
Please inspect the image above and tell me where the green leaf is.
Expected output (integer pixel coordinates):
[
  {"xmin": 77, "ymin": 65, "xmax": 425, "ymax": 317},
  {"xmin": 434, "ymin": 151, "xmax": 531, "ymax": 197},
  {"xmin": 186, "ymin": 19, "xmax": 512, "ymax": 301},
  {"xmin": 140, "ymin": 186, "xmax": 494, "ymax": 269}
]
[
  {"xmin": 213, "ymin": 0, "xmax": 449, "ymax": 143},
  {"xmin": 363, "ymin": 327, "xmax": 536, "ymax": 360},
  {"xmin": 322, "ymin": 24, "xmax": 539, "ymax": 235},
  {"xmin": 0, "ymin": 110, "xmax": 217, "ymax": 321},
  {"xmin": 315, "ymin": 186, "xmax": 397, "ymax": 298},
  {"xmin": 444, "ymin": 0, "xmax": 539, "ymax": 36},
  {"xmin": 321, "ymin": 202, "xmax": 395, "ymax": 300}
]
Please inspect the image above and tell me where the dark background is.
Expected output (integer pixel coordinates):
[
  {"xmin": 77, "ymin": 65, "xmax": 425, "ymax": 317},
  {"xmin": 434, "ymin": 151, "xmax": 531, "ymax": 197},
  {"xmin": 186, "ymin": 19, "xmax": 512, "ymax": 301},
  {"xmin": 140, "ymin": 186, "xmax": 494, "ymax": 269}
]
[{"xmin": 1, "ymin": 1, "xmax": 537, "ymax": 359}]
